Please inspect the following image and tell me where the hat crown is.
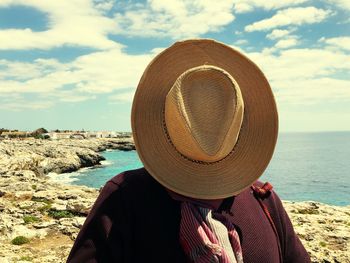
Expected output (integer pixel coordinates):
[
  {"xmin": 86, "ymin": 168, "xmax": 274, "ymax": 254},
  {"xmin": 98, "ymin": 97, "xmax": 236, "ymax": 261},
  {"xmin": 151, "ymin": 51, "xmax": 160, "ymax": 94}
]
[
  {"xmin": 132, "ymin": 39, "xmax": 278, "ymax": 199},
  {"xmin": 165, "ymin": 65, "xmax": 244, "ymax": 162}
]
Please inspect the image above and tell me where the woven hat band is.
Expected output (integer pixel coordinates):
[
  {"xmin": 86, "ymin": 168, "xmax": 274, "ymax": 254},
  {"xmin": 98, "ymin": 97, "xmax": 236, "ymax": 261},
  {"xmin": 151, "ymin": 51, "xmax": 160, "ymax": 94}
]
[{"xmin": 164, "ymin": 65, "xmax": 244, "ymax": 163}]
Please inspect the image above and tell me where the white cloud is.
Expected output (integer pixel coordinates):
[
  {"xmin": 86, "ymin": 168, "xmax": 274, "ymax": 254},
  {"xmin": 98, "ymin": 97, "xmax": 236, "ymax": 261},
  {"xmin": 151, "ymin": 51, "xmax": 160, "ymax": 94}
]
[
  {"xmin": 114, "ymin": 0, "xmax": 235, "ymax": 38},
  {"xmin": 328, "ymin": 0, "xmax": 350, "ymax": 11},
  {"xmin": 0, "ymin": 58, "xmax": 66, "ymax": 80},
  {"xmin": 0, "ymin": 100, "xmax": 53, "ymax": 111},
  {"xmin": 52, "ymin": 91, "xmax": 97, "ymax": 103},
  {"xmin": 1, "ymin": 47, "xmax": 153, "ymax": 91},
  {"xmin": 72, "ymin": 49, "xmax": 153, "ymax": 93},
  {"xmin": 0, "ymin": 47, "xmax": 154, "ymax": 110},
  {"xmin": 320, "ymin": 36, "xmax": 350, "ymax": 51},
  {"xmin": 233, "ymin": 39, "xmax": 249, "ymax": 46},
  {"xmin": 246, "ymin": 47, "xmax": 350, "ymax": 104},
  {"xmin": 2, "ymin": 43, "xmax": 349, "ymax": 111},
  {"xmin": 275, "ymin": 77, "xmax": 350, "ymax": 103},
  {"xmin": 0, "ymin": 0, "xmax": 119, "ymax": 50},
  {"xmin": 266, "ymin": 29, "xmax": 293, "ymax": 40},
  {"xmin": 274, "ymin": 36, "xmax": 299, "ymax": 49},
  {"xmin": 109, "ymin": 91, "xmax": 136, "ymax": 103},
  {"xmin": 249, "ymin": 48, "xmax": 350, "ymax": 81},
  {"xmin": 245, "ymin": 7, "xmax": 332, "ymax": 32},
  {"xmin": 233, "ymin": 0, "xmax": 308, "ymax": 13},
  {"xmin": 93, "ymin": 0, "xmax": 114, "ymax": 13}
]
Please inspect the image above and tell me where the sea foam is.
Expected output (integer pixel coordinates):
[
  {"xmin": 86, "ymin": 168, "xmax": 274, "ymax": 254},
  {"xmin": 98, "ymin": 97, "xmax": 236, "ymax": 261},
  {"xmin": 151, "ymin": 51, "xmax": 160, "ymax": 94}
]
[{"xmin": 47, "ymin": 172, "xmax": 79, "ymax": 184}]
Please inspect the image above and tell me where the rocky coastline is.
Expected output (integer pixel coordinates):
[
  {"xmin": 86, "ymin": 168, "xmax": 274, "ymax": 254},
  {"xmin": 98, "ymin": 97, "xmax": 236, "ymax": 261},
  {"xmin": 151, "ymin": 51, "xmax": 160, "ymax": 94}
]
[{"xmin": 0, "ymin": 138, "xmax": 349, "ymax": 263}]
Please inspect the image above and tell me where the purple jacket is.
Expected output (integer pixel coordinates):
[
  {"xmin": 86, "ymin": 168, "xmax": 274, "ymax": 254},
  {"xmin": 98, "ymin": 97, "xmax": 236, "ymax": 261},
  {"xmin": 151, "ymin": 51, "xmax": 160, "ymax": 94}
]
[{"xmin": 67, "ymin": 168, "xmax": 310, "ymax": 263}]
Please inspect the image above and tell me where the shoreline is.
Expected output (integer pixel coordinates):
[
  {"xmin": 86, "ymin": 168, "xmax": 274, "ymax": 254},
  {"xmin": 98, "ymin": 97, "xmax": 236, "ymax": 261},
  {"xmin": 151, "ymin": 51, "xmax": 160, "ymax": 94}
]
[
  {"xmin": 46, "ymin": 150, "xmax": 119, "ymax": 185},
  {"xmin": 0, "ymin": 138, "xmax": 349, "ymax": 262}
]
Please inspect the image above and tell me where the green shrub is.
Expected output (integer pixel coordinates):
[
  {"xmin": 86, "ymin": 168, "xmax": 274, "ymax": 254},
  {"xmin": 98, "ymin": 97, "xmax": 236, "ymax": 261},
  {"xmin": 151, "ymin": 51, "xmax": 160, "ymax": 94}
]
[
  {"xmin": 47, "ymin": 209, "xmax": 76, "ymax": 219},
  {"xmin": 319, "ymin": 241, "xmax": 327, "ymax": 247},
  {"xmin": 31, "ymin": 196, "xmax": 52, "ymax": 205},
  {"xmin": 11, "ymin": 236, "xmax": 30, "ymax": 245},
  {"xmin": 38, "ymin": 203, "xmax": 52, "ymax": 214},
  {"xmin": 32, "ymin": 197, "xmax": 53, "ymax": 214},
  {"xmin": 23, "ymin": 215, "xmax": 40, "ymax": 224},
  {"xmin": 33, "ymin": 134, "xmax": 49, "ymax": 139},
  {"xmin": 31, "ymin": 184, "xmax": 37, "ymax": 190},
  {"xmin": 19, "ymin": 255, "xmax": 33, "ymax": 261}
]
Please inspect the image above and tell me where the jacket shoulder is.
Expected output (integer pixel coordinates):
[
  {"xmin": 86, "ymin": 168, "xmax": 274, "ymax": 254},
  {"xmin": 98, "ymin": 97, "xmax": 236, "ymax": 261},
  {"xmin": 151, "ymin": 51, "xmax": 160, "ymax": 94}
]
[{"xmin": 103, "ymin": 167, "xmax": 152, "ymax": 194}]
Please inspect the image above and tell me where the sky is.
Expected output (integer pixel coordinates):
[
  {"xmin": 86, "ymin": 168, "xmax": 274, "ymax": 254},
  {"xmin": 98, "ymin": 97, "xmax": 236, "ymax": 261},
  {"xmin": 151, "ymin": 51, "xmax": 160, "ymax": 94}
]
[{"xmin": 0, "ymin": 0, "xmax": 349, "ymax": 132}]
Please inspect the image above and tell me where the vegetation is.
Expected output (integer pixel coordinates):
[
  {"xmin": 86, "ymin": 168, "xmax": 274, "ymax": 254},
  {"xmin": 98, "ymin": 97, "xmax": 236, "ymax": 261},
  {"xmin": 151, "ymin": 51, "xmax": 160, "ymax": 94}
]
[
  {"xmin": 32, "ymin": 197, "xmax": 82, "ymax": 218},
  {"xmin": 319, "ymin": 241, "xmax": 327, "ymax": 247},
  {"xmin": 33, "ymin": 134, "xmax": 50, "ymax": 139},
  {"xmin": 31, "ymin": 196, "xmax": 52, "ymax": 205},
  {"xmin": 19, "ymin": 256, "xmax": 33, "ymax": 261},
  {"xmin": 47, "ymin": 209, "xmax": 77, "ymax": 219},
  {"xmin": 31, "ymin": 197, "xmax": 53, "ymax": 214},
  {"xmin": 0, "ymin": 128, "xmax": 11, "ymax": 135},
  {"xmin": 32, "ymin": 128, "xmax": 48, "ymax": 135},
  {"xmin": 23, "ymin": 215, "xmax": 40, "ymax": 224},
  {"xmin": 11, "ymin": 236, "xmax": 30, "ymax": 245},
  {"xmin": 38, "ymin": 203, "xmax": 52, "ymax": 214}
]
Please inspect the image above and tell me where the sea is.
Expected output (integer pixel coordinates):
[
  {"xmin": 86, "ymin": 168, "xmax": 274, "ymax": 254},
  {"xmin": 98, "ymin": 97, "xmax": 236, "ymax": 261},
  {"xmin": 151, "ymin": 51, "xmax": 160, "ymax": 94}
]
[{"xmin": 50, "ymin": 132, "xmax": 350, "ymax": 206}]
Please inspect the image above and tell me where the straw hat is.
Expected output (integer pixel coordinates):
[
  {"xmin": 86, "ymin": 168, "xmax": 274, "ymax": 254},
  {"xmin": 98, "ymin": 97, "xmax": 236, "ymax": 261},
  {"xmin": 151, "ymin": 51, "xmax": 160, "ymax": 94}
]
[{"xmin": 131, "ymin": 39, "xmax": 278, "ymax": 199}]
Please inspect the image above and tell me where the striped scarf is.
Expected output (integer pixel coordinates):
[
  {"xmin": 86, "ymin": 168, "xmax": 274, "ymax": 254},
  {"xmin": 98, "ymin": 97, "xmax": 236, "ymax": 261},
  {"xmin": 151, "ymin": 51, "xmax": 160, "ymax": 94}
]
[{"xmin": 180, "ymin": 202, "xmax": 244, "ymax": 263}]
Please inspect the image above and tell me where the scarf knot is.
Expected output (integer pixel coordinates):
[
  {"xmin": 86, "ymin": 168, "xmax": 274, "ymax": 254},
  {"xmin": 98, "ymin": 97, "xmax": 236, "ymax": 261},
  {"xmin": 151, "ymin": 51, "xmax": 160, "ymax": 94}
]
[{"xmin": 180, "ymin": 202, "xmax": 243, "ymax": 263}]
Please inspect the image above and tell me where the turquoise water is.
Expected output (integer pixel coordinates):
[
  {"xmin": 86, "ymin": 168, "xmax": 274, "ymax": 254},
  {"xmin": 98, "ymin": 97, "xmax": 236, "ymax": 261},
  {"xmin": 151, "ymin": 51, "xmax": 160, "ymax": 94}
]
[
  {"xmin": 68, "ymin": 132, "xmax": 350, "ymax": 206},
  {"xmin": 68, "ymin": 150, "xmax": 143, "ymax": 189}
]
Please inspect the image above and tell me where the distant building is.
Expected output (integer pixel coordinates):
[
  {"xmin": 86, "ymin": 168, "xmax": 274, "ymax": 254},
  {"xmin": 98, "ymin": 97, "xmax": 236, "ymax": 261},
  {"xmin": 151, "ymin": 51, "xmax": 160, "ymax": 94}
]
[
  {"xmin": 48, "ymin": 132, "xmax": 72, "ymax": 140},
  {"xmin": 96, "ymin": 131, "xmax": 110, "ymax": 138},
  {"xmin": 23, "ymin": 131, "xmax": 129, "ymax": 140},
  {"xmin": 87, "ymin": 131, "xmax": 120, "ymax": 138}
]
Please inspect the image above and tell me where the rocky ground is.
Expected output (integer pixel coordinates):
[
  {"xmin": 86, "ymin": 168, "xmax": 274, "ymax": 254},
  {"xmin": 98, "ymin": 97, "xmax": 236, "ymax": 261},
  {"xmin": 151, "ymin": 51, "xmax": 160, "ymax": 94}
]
[
  {"xmin": 283, "ymin": 202, "xmax": 350, "ymax": 263},
  {"xmin": 0, "ymin": 138, "xmax": 349, "ymax": 263}
]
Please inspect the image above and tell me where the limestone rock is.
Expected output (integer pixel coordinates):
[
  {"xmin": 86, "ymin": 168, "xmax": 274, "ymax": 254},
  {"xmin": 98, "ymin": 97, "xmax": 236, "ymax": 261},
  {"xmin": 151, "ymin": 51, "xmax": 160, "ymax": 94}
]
[
  {"xmin": 66, "ymin": 199, "xmax": 94, "ymax": 215},
  {"xmin": 1, "ymin": 137, "xmax": 348, "ymax": 262},
  {"xmin": 10, "ymin": 225, "xmax": 48, "ymax": 239},
  {"xmin": 33, "ymin": 221, "xmax": 56, "ymax": 229}
]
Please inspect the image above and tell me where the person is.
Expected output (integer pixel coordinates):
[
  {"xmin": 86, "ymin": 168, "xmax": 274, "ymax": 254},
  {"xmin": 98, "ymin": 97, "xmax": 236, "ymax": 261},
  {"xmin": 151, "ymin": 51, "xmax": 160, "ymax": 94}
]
[{"xmin": 67, "ymin": 39, "xmax": 310, "ymax": 263}]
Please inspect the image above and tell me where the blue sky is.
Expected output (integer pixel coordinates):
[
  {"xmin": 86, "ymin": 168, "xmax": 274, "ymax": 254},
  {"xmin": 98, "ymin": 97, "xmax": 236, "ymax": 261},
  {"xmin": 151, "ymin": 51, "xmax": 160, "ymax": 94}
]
[{"xmin": 0, "ymin": 0, "xmax": 349, "ymax": 132}]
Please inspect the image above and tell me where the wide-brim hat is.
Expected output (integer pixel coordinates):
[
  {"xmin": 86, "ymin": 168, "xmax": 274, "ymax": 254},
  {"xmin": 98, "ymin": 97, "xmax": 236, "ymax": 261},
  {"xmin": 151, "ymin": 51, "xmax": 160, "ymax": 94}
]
[{"xmin": 131, "ymin": 39, "xmax": 278, "ymax": 199}]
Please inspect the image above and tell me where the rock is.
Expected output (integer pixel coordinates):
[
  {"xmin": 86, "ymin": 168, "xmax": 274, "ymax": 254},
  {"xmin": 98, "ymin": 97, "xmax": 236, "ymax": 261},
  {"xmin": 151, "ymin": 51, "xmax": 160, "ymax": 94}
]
[
  {"xmin": 283, "ymin": 201, "xmax": 350, "ymax": 262},
  {"xmin": 14, "ymin": 191, "xmax": 32, "ymax": 200},
  {"xmin": 18, "ymin": 201, "xmax": 34, "ymax": 210},
  {"xmin": 72, "ymin": 217, "xmax": 86, "ymax": 229},
  {"xmin": 66, "ymin": 199, "xmax": 93, "ymax": 215},
  {"xmin": 57, "ymin": 193, "xmax": 78, "ymax": 200},
  {"xmin": 1, "ymin": 138, "xmax": 348, "ymax": 262},
  {"xmin": 50, "ymin": 203, "xmax": 67, "ymax": 211},
  {"xmin": 0, "ymin": 257, "xmax": 10, "ymax": 263},
  {"xmin": 0, "ymin": 138, "xmax": 129, "ymax": 176},
  {"xmin": 58, "ymin": 218, "xmax": 73, "ymax": 227},
  {"xmin": 33, "ymin": 221, "xmax": 56, "ymax": 229},
  {"xmin": 13, "ymin": 170, "xmax": 37, "ymax": 180},
  {"xmin": 32, "ymin": 191, "xmax": 56, "ymax": 202},
  {"xmin": 10, "ymin": 225, "xmax": 47, "ymax": 239}
]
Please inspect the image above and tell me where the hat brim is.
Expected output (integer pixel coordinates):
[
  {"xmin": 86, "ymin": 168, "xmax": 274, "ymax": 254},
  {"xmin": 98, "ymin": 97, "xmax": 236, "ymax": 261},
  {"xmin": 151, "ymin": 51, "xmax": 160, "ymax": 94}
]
[{"xmin": 131, "ymin": 39, "xmax": 278, "ymax": 199}]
